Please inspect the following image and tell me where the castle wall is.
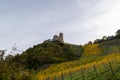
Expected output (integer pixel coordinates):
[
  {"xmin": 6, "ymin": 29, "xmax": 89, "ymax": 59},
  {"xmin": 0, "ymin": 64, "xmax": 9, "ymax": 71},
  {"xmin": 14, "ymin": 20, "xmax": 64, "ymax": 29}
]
[{"xmin": 53, "ymin": 33, "xmax": 64, "ymax": 42}]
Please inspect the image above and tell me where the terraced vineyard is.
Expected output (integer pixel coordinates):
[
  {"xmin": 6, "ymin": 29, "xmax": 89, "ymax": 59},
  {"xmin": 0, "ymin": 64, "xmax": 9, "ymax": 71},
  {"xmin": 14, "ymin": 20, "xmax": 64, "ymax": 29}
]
[
  {"xmin": 64, "ymin": 59, "xmax": 120, "ymax": 80},
  {"xmin": 36, "ymin": 53, "xmax": 120, "ymax": 80},
  {"xmin": 99, "ymin": 38, "xmax": 120, "ymax": 55}
]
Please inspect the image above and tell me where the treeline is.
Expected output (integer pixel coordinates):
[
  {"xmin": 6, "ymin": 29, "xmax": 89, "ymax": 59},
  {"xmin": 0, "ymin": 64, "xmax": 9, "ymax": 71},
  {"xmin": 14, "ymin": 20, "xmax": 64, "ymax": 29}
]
[
  {"xmin": 86, "ymin": 29, "xmax": 120, "ymax": 45},
  {"xmin": 94, "ymin": 29, "xmax": 120, "ymax": 44}
]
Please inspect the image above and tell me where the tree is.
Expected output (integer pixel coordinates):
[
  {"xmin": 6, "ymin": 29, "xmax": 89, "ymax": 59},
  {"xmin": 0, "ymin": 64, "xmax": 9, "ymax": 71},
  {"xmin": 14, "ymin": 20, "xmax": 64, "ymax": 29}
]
[
  {"xmin": 116, "ymin": 29, "xmax": 120, "ymax": 37},
  {"xmin": 0, "ymin": 50, "xmax": 6, "ymax": 62},
  {"xmin": 102, "ymin": 36, "xmax": 107, "ymax": 40},
  {"xmin": 11, "ymin": 44, "xmax": 17, "ymax": 55},
  {"xmin": 87, "ymin": 41, "xmax": 92, "ymax": 45},
  {"xmin": 5, "ymin": 54, "xmax": 14, "ymax": 61}
]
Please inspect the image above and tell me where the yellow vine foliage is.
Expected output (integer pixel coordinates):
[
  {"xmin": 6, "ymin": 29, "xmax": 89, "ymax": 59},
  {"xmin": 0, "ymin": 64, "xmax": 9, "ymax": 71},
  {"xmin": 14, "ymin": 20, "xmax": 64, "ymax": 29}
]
[
  {"xmin": 36, "ymin": 53, "xmax": 120, "ymax": 80},
  {"xmin": 83, "ymin": 44, "xmax": 101, "ymax": 55}
]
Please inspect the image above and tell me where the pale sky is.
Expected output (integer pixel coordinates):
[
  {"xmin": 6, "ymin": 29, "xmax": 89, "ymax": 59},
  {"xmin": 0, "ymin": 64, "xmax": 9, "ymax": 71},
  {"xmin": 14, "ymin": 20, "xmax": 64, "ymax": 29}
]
[{"xmin": 0, "ymin": 0, "xmax": 120, "ymax": 53}]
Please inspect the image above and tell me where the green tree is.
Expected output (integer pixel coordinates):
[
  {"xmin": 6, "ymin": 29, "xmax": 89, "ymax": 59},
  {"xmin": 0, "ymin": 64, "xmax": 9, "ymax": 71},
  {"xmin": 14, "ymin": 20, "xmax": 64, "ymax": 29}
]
[{"xmin": 116, "ymin": 29, "xmax": 120, "ymax": 37}]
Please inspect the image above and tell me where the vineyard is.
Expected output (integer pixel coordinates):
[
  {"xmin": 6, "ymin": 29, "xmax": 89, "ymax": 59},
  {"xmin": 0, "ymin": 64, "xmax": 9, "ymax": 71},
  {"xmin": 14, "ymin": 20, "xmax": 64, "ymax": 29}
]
[
  {"xmin": 36, "ymin": 53, "xmax": 120, "ymax": 80},
  {"xmin": 60, "ymin": 60, "xmax": 120, "ymax": 80}
]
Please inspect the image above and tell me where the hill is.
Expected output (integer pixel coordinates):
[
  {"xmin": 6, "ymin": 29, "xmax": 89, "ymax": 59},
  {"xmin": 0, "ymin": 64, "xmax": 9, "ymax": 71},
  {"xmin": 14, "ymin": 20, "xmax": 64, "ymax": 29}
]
[
  {"xmin": 0, "ymin": 30, "xmax": 120, "ymax": 80},
  {"xmin": 36, "ymin": 37, "xmax": 120, "ymax": 80},
  {"xmin": 15, "ymin": 41, "xmax": 84, "ymax": 69},
  {"xmin": 0, "ymin": 41, "xmax": 83, "ymax": 80}
]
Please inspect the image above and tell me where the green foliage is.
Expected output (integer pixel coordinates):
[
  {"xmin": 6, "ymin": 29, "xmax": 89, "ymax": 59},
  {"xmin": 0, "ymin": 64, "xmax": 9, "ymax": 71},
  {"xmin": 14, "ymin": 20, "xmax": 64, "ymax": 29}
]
[
  {"xmin": 83, "ymin": 44, "xmax": 101, "ymax": 55},
  {"xmin": 0, "ymin": 61, "xmax": 36, "ymax": 80},
  {"xmin": 19, "ymin": 41, "xmax": 83, "ymax": 69},
  {"xmin": 116, "ymin": 29, "xmax": 120, "ymax": 37}
]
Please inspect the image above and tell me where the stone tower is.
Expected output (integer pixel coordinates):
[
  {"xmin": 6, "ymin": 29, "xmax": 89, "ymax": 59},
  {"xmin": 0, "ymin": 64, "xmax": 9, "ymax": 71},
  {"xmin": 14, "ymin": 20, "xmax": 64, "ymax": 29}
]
[{"xmin": 59, "ymin": 33, "xmax": 64, "ymax": 42}]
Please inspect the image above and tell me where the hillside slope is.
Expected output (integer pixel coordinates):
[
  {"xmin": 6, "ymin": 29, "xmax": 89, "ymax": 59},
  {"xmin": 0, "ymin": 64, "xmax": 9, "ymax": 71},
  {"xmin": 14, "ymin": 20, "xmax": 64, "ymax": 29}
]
[
  {"xmin": 36, "ymin": 38, "xmax": 120, "ymax": 80},
  {"xmin": 83, "ymin": 38, "xmax": 120, "ymax": 56},
  {"xmin": 99, "ymin": 38, "xmax": 120, "ymax": 55},
  {"xmin": 0, "ymin": 41, "xmax": 83, "ymax": 80},
  {"xmin": 20, "ymin": 41, "xmax": 84, "ymax": 69},
  {"xmin": 36, "ymin": 53, "xmax": 120, "ymax": 80}
]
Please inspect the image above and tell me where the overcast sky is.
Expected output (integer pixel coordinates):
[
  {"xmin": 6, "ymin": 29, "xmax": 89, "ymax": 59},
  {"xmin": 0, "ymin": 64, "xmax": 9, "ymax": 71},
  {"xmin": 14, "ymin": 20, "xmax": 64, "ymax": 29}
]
[{"xmin": 0, "ymin": 0, "xmax": 120, "ymax": 53}]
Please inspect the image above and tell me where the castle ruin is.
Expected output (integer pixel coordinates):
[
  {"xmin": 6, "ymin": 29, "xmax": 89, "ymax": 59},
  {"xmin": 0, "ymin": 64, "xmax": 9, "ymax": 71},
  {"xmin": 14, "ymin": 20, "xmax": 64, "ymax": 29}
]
[{"xmin": 52, "ymin": 33, "xmax": 64, "ymax": 42}]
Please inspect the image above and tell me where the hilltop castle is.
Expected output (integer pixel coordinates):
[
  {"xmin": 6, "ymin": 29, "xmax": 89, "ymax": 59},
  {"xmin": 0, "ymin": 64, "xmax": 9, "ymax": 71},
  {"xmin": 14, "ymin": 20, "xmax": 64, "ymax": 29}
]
[{"xmin": 52, "ymin": 33, "xmax": 64, "ymax": 42}]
